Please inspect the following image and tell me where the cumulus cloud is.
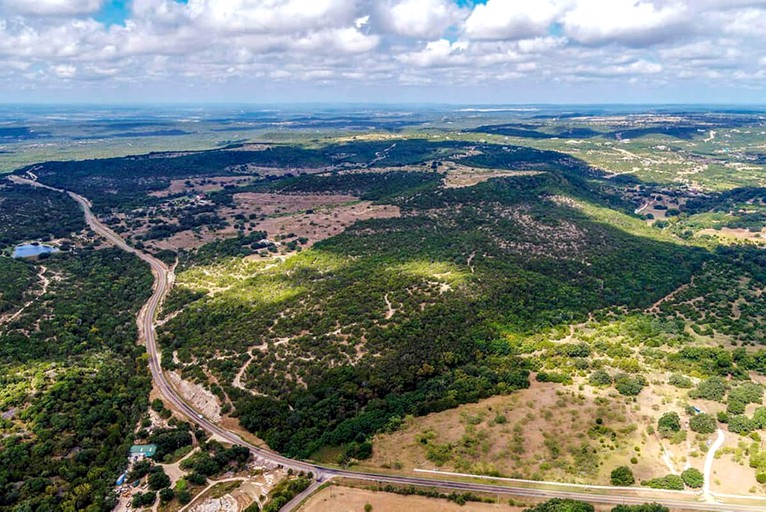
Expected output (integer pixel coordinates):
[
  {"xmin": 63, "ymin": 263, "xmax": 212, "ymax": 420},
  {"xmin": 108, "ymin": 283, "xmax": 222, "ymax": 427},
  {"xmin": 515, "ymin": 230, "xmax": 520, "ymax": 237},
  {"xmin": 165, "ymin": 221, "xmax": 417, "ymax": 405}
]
[
  {"xmin": 562, "ymin": 0, "xmax": 689, "ymax": 45},
  {"xmin": 2, "ymin": 0, "xmax": 103, "ymax": 16},
  {"xmin": 1, "ymin": 0, "xmax": 766, "ymax": 100},
  {"xmin": 464, "ymin": 0, "xmax": 562, "ymax": 40},
  {"xmin": 375, "ymin": 0, "xmax": 463, "ymax": 39},
  {"xmin": 397, "ymin": 38, "xmax": 468, "ymax": 67}
]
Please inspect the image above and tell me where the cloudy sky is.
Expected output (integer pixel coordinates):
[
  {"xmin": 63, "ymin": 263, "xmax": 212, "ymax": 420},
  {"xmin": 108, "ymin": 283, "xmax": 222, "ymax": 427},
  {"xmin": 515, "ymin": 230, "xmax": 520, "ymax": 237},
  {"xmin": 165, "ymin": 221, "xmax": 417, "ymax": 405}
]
[{"xmin": 2, "ymin": 0, "xmax": 766, "ymax": 104}]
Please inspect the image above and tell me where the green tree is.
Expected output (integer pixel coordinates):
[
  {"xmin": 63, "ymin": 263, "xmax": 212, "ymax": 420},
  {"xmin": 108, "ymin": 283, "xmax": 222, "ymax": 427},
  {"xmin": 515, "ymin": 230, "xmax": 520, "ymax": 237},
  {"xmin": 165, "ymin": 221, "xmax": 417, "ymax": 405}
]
[
  {"xmin": 689, "ymin": 413, "xmax": 717, "ymax": 434},
  {"xmin": 642, "ymin": 474, "xmax": 684, "ymax": 490},
  {"xmin": 148, "ymin": 470, "xmax": 171, "ymax": 491},
  {"xmin": 151, "ymin": 398, "xmax": 165, "ymax": 412},
  {"xmin": 668, "ymin": 374, "xmax": 692, "ymax": 389},
  {"xmin": 611, "ymin": 505, "xmax": 669, "ymax": 512},
  {"xmin": 610, "ymin": 466, "xmax": 635, "ymax": 486},
  {"xmin": 727, "ymin": 400, "xmax": 746, "ymax": 415},
  {"xmin": 729, "ymin": 415, "xmax": 756, "ymax": 435},
  {"xmin": 523, "ymin": 498, "xmax": 595, "ymax": 512},
  {"xmin": 615, "ymin": 374, "xmax": 646, "ymax": 396},
  {"xmin": 681, "ymin": 468, "xmax": 704, "ymax": 488},
  {"xmin": 159, "ymin": 488, "xmax": 175, "ymax": 503},
  {"xmin": 589, "ymin": 370, "xmax": 612, "ymax": 387},
  {"xmin": 689, "ymin": 377, "xmax": 726, "ymax": 402},
  {"xmin": 177, "ymin": 489, "xmax": 192, "ymax": 505},
  {"xmin": 657, "ymin": 412, "xmax": 681, "ymax": 437},
  {"xmin": 754, "ymin": 407, "xmax": 766, "ymax": 429}
]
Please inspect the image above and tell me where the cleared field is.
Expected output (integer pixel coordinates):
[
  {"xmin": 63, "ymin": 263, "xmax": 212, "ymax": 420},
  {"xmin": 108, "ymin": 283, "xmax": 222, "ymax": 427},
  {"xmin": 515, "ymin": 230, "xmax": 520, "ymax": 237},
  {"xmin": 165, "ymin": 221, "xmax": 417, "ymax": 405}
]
[
  {"xmin": 368, "ymin": 379, "xmax": 701, "ymax": 487},
  {"xmin": 150, "ymin": 176, "xmax": 257, "ymax": 197},
  {"xmin": 298, "ymin": 485, "xmax": 529, "ymax": 512},
  {"xmin": 233, "ymin": 192, "xmax": 360, "ymax": 215},
  {"xmin": 440, "ymin": 162, "xmax": 543, "ymax": 189}
]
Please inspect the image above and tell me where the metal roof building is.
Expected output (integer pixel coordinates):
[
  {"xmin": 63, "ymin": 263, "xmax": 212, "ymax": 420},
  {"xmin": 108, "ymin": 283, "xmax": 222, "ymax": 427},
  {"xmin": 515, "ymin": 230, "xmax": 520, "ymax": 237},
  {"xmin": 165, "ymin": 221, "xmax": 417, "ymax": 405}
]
[{"xmin": 129, "ymin": 444, "xmax": 157, "ymax": 458}]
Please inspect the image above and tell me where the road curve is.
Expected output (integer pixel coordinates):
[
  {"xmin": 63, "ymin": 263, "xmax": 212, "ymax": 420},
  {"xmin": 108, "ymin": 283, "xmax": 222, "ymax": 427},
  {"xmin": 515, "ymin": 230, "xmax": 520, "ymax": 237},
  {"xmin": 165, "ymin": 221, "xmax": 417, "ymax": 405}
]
[{"xmin": 11, "ymin": 173, "xmax": 766, "ymax": 512}]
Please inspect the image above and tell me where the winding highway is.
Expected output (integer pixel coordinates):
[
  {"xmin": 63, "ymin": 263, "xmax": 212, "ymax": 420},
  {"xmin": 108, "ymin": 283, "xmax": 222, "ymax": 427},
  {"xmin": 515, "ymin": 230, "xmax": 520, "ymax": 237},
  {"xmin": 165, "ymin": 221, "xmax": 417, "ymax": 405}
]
[{"xmin": 11, "ymin": 173, "xmax": 766, "ymax": 512}]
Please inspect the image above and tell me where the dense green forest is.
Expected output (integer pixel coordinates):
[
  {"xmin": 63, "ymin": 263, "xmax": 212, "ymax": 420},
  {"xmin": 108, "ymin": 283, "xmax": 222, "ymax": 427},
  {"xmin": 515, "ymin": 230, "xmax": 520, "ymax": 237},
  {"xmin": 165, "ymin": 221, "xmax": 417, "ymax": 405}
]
[
  {"xmin": 0, "ymin": 183, "xmax": 85, "ymax": 250},
  {"xmin": 19, "ymin": 139, "xmax": 468, "ymax": 213},
  {"xmin": 0, "ymin": 245, "xmax": 152, "ymax": 510}
]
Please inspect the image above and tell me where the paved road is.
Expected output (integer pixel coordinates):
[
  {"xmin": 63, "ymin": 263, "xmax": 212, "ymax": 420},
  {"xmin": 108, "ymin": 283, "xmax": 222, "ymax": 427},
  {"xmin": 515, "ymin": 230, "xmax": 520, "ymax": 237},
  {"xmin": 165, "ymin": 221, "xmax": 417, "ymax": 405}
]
[{"xmin": 12, "ymin": 173, "xmax": 766, "ymax": 512}]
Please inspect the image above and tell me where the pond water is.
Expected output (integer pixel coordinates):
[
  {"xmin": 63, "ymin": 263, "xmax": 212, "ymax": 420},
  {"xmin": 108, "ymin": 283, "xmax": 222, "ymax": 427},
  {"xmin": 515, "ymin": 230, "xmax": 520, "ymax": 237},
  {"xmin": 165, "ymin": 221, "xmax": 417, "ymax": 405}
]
[{"xmin": 12, "ymin": 243, "xmax": 59, "ymax": 258}]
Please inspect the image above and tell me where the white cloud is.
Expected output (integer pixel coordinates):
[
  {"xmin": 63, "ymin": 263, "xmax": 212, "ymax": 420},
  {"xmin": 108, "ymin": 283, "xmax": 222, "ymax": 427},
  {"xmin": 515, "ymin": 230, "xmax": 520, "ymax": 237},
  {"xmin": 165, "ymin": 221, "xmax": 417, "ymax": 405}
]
[
  {"xmin": 376, "ymin": 0, "xmax": 463, "ymax": 39},
  {"xmin": 398, "ymin": 38, "xmax": 468, "ymax": 67},
  {"xmin": 464, "ymin": 0, "xmax": 563, "ymax": 40},
  {"xmin": 51, "ymin": 63, "xmax": 77, "ymax": 78},
  {"xmin": 562, "ymin": 0, "xmax": 688, "ymax": 45},
  {"xmin": 1, "ymin": 0, "xmax": 766, "ymax": 100},
  {"xmin": 2, "ymin": 0, "xmax": 103, "ymax": 16}
]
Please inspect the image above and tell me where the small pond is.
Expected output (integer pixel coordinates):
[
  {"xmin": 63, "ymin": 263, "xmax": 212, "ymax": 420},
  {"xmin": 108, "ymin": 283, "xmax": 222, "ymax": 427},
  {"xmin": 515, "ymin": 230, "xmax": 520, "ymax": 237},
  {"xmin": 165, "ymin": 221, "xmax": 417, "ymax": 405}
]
[{"xmin": 12, "ymin": 243, "xmax": 59, "ymax": 258}]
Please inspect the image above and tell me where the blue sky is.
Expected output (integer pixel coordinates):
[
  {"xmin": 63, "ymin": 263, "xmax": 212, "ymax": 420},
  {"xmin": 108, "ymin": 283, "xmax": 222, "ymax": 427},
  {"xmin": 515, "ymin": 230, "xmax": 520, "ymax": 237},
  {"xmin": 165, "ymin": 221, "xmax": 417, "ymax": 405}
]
[
  {"xmin": 1, "ymin": 0, "xmax": 766, "ymax": 104},
  {"xmin": 94, "ymin": 0, "xmax": 130, "ymax": 26}
]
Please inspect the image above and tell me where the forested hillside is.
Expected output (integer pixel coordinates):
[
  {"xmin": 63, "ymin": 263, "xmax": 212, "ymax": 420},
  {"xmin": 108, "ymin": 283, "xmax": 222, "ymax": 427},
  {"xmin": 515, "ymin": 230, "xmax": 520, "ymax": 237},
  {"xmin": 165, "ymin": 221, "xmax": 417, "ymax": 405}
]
[{"xmin": 0, "ymin": 185, "xmax": 152, "ymax": 511}]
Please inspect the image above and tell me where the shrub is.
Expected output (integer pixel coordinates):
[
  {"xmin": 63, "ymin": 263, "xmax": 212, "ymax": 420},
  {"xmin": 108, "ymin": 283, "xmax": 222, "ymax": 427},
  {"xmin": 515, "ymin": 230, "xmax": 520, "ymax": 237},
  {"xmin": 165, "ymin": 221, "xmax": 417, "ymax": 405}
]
[
  {"xmin": 611, "ymin": 505, "xmax": 669, "ymax": 512},
  {"xmin": 610, "ymin": 466, "xmax": 635, "ymax": 486},
  {"xmin": 615, "ymin": 374, "xmax": 647, "ymax": 396},
  {"xmin": 681, "ymin": 468, "xmax": 704, "ymax": 488},
  {"xmin": 668, "ymin": 374, "xmax": 693, "ymax": 389},
  {"xmin": 689, "ymin": 413, "xmax": 717, "ymax": 434},
  {"xmin": 589, "ymin": 370, "xmax": 612, "ymax": 387},
  {"xmin": 689, "ymin": 377, "xmax": 726, "ymax": 402},
  {"xmin": 128, "ymin": 459, "xmax": 153, "ymax": 481},
  {"xmin": 727, "ymin": 400, "xmax": 746, "ymax": 415},
  {"xmin": 151, "ymin": 398, "xmax": 165, "ymax": 412},
  {"xmin": 523, "ymin": 498, "xmax": 595, "ymax": 512},
  {"xmin": 537, "ymin": 372, "xmax": 573, "ymax": 385},
  {"xmin": 186, "ymin": 472, "xmax": 207, "ymax": 485},
  {"xmin": 159, "ymin": 488, "xmax": 174, "ymax": 503},
  {"xmin": 642, "ymin": 474, "xmax": 684, "ymax": 490},
  {"xmin": 658, "ymin": 412, "xmax": 681, "ymax": 437},
  {"xmin": 729, "ymin": 383, "xmax": 763, "ymax": 406},
  {"xmin": 177, "ymin": 489, "xmax": 192, "ymax": 505},
  {"xmin": 148, "ymin": 470, "xmax": 171, "ymax": 491},
  {"xmin": 131, "ymin": 491, "xmax": 157, "ymax": 508},
  {"xmin": 729, "ymin": 415, "xmax": 756, "ymax": 435},
  {"xmin": 753, "ymin": 407, "xmax": 766, "ymax": 429}
]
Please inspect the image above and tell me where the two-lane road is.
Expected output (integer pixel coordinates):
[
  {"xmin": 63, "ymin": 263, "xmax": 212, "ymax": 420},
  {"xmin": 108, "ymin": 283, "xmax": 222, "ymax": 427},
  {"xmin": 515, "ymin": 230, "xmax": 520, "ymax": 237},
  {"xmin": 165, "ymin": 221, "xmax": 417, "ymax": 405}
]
[{"xmin": 13, "ymin": 173, "xmax": 766, "ymax": 512}]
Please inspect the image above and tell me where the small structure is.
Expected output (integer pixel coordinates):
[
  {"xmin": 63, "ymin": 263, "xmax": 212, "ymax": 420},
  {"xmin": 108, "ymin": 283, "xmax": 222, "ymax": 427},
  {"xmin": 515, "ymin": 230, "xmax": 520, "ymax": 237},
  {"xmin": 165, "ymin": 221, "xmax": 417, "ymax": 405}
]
[
  {"xmin": 129, "ymin": 444, "xmax": 157, "ymax": 460},
  {"xmin": 116, "ymin": 473, "xmax": 127, "ymax": 486}
]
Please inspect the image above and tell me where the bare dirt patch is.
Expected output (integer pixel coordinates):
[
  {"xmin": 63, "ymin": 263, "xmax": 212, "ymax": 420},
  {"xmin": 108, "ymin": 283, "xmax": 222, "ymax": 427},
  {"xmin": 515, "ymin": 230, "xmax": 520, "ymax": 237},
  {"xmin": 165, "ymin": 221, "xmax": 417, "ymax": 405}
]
[
  {"xmin": 368, "ymin": 379, "xmax": 679, "ymax": 486},
  {"xmin": 440, "ymin": 162, "xmax": 543, "ymax": 189},
  {"xmin": 150, "ymin": 176, "xmax": 257, "ymax": 198},
  {"xmin": 252, "ymin": 201, "xmax": 400, "ymax": 249},
  {"xmin": 299, "ymin": 485, "xmax": 528, "ymax": 512},
  {"xmin": 711, "ymin": 430, "xmax": 766, "ymax": 495},
  {"xmin": 233, "ymin": 192, "xmax": 359, "ymax": 216},
  {"xmin": 698, "ymin": 227, "xmax": 765, "ymax": 243},
  {"xmin": 149, "ymin": 225, "xmax": 240, "ymax": 252},
  {"xmin": 140, "ymin": 193, "xmax": 399, "ymax": 253}
]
